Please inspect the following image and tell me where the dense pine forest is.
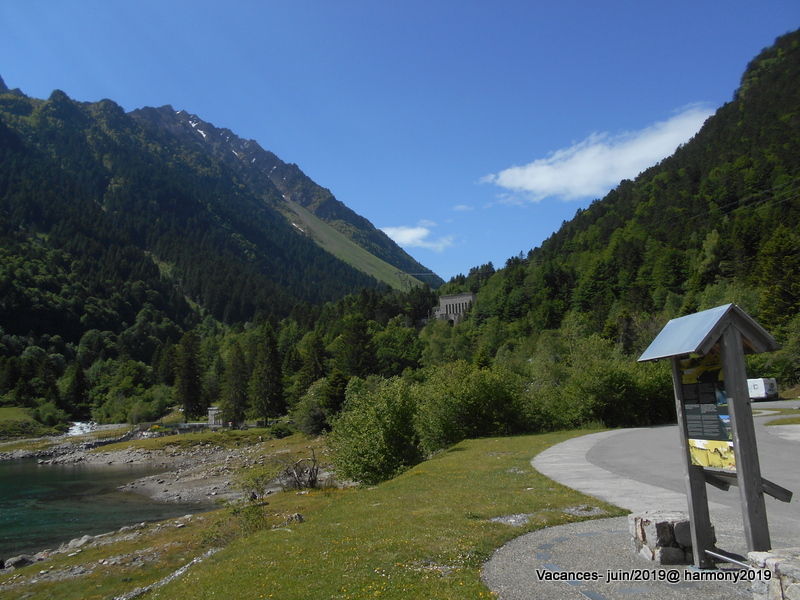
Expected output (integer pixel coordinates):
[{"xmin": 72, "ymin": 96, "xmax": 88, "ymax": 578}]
[{"xmin": 2, "ymin": 30, "xmax": 800, "ymax": 482}]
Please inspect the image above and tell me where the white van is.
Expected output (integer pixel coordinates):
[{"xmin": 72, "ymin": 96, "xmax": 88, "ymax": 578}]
[{"xmin": 747, "ymin": 378, "xmax": 779, "ymax": 401}]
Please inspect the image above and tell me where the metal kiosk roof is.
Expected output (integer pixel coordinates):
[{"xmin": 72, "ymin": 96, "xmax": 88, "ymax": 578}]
[{"xmin": 638, "ymin": 303, "xmax": 780, "ymax": 362}]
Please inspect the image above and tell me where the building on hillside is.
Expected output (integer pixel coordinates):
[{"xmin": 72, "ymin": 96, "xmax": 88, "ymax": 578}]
[
  {"xmin": 208, "ymin": 406, "xmax": 223, "ymax": 427},
  {"xmin": 432, "ymin": 292, "xmax": 475, "ymax": 325}
]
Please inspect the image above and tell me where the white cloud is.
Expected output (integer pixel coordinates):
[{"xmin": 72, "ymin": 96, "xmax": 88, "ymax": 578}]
[
  {"xmin": 483, "ymin": 104, "xmax": 713, "ymax": 202},
  {"xmin": 381, "ymin": 222, "xmax": 455, "ymax": 253},
  {"xmin": 452, "ymin": 204, "xmax": 474, "ymax": 211}
]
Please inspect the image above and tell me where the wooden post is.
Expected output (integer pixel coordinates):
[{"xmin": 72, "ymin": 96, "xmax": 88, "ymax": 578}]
[
  {"xmin": 720, "ymin": 325, "xmax": 771, "ymax": 552},
  {"xmin": 671, "ymin": 357, "xmax": 716, "ymax": 569}
]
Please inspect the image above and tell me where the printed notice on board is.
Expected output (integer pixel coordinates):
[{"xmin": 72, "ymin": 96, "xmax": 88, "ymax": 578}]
[{"xmin": 681, "ymin": 354, "xmax": 735, "ymax": 471}]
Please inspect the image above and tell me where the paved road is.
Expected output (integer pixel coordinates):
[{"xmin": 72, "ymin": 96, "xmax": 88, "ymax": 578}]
[
  {"xmin": 482, "ymin": 400, "xmax": 800, "ymax": 599},
  {"xmin": 581, "ymin": 401, "xmax": 800, "ymax": 551}
]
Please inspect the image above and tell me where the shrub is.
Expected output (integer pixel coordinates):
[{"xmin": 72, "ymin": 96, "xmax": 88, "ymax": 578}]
[
  {"xmin": 414, "ymin": 361, "xmax": 526, "ymax": 455},
  {"xmin": 31, "ymin": 401, "xmax": 71, "ymax": 431},
  {"xmin": 329, "ymin": 376, "xmax": 421, "ymax": 485},
  {"xmin": 127, "ymin": 385, "xmax": 173, "ymax": 424},
  {"xmin": 276, "ymin": 448, "xmax": 320, "ymax": 490},
  {"xmin": 268, "ymin": 422, "xmax": 294, "ymax": 439},
  {"xmin": 237, "ymin": 464, "xmax": 281, "ymax": 503},
  {"xmin": 521, "ymin": 334, "xmax": 673, "ymax": 430}
]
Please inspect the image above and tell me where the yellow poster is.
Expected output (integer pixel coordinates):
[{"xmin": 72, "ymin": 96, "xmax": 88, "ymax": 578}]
[{"xmin": 687, "ymin": 439, "xmax": 736, "ymax": 470}]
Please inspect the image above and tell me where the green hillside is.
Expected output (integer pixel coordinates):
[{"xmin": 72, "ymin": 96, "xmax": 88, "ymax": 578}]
[
  {"xmin": 444, "ymin": 29, "xmax": 800, "ymax": 364},
  {"xmin": 0, "ymin": 79, "xmax": 441, "ymax": 346},
  {"xmin": 129, "ymin": 105, "xmax": 443, "ymax": 290},
  {"xmin": 281, "ymin": 198, "xmax": 424, "ymax": 290}
]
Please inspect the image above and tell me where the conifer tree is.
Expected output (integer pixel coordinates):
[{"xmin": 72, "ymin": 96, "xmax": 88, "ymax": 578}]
[
  {"xmin": 295, "ymin": 331, "xmax": 328, "ymax": 394},
  {"xmin": 63, "ymin": 362, "xmax": 90, "ymax": 418},
  {"xmin": 320, "ymin": 368, "xmax": 349, "ymax": 416},
  {"xmin": 220, "ymin": 340, "xmax": 248, "ymax": 426},
  {"xmin": 248, "ymin": 325, "xmax": 284, "ymax": 423},
  {"xmin": 758, "ymin": 225, "xmax": 800, "ymax": 329},
  {"xmin": 174, "ymin": 331, "xmax": 204, "ymax": 420},
  {"xmin": 334, "ymin": 313, "xmax": 376, "ymax": 378}
]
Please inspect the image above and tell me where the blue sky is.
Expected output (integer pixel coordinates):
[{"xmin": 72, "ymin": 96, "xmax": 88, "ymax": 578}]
[{"xmin": 2, "ymin": 2, "xmax": 799, "ymax": 281}]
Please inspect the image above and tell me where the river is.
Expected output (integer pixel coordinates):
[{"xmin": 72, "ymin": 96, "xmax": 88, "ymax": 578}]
[{"xmin": 0, "ymin": 457, "xmax": 211, "ymax": 558}]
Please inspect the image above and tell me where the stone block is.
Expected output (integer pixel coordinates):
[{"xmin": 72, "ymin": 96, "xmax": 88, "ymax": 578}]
[
  {"xmin": 787, "ymin": 582, "xmax": 800, "ymax": 600},
  {"xmin": 748, "ymin": 549, "xmax": 800, "ymax": 600},
  {"xmin": 749, "ymin": 551, "xmax": 772, "ymax": 568},
  {"xmin": 781, "ymin": 559, "xmax": 800, "ymax": 581},
  {"xmin": 629, "ymin": 511, "xmax": 693, "ymax": 566},
  {"xmin": 655, "ymin": 547, "xmax": 686, "ymax": 565},
  {"xmin": 674, "ymin": 520, "xmax": 692, "ymax": 547},
  {"xmin": 751, "ymin": 577, "xmax": 783, "ymax": 600},
  {"xmin": 750, "ymin": 578, "xmax": 769, "ymax": 600},
  {"xmin": 4, "ymin": 555, "xmax": 33, "ymax": 569},
  {"xmin": 627, "ymin": 513, "xmax": 639, "ymax": 537},
  {"xmin": 768, "ymin": 578, "xmax": 785, "ymax": 600}
]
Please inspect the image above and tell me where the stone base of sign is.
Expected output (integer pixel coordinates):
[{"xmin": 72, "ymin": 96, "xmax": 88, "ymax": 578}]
[
  {"xmin": 749, "ymin": 548, "xmax": 800, "ymax": 600},
  {"xmin": 629, "ymin": 511, "xmax": 708, "ymax": 565}
]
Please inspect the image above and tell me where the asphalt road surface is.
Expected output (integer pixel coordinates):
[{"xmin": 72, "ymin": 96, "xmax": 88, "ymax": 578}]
[
  {"xmin": 577, "ymin": 399, "xmax": 800, "ymax": 552},
  {"xmin": 482, "ymin": 400, "xmax": 800, "ymax": 600}
]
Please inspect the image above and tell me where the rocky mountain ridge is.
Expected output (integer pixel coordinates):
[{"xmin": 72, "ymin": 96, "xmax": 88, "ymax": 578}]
[{"xmin": 130, "ymin": 105, "xmax": 442, "ymax": 287}]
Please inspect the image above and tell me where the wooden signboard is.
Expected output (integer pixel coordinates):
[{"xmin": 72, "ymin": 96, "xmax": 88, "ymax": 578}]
[{"xmin": 639, "ymin": 304, "xmax": 791, "ymax": 568}]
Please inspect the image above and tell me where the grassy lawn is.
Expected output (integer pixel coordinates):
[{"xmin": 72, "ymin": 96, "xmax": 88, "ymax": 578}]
[
  {"xmin": 0, "ymin": 407, "xmax": 33, "ymax": 421},
  {"xmin": 765, "ymin": 415, "xmax": 800, "ymax": 425},
  {"xmin": 0, "ymin": 406, "xmax": 55, "ymax": 441},
  {"xmin": 757, "ymin": 406, "xmax": 800, "ymax": 426},
  {"xmin": 156, "ymin": 431, "xmax": 624, "ymax": 600},
  {"xmin": 0, "ymin": 430, "xmax": 625, "ymax": 600}
]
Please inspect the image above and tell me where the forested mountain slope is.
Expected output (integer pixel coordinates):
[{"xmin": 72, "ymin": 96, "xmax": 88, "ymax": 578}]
[
  {"xmin": 0, "ymin": 78, "xmax": 438, "ymax": 347},
  {"xmin": 129, "ymin": 106, "xmax": 442, "ymax": 289},
  {"xmin": 449, "ymin": 29, "xmax": 800, "ymax": 361}
]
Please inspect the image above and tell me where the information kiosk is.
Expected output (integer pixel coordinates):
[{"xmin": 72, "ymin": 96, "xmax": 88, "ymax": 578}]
[{"xmin": 639, "ymin": 304, "xmax": 792, "ymax": 568}]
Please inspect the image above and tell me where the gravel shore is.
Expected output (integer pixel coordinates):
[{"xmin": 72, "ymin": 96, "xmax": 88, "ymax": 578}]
[
  {"xmin": 0, "ymin": 433, "xmax": 296, "ymax": 579},
  {"xmin": 0, "ymin": 429, "xmax": 289, "ymax": 505},
  {"xmin": 36, "ymin": 438, "xmax": 286, "ymax": 505}
]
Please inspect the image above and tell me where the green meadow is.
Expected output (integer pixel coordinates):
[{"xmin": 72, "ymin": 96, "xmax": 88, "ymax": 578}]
[{"xmin": 0, "ymin": 430, "xmax": 625, "ymax": 600}]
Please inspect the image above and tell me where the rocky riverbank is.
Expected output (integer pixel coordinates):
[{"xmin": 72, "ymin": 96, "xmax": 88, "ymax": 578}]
[
  {"xmin": 34, "ymin": 438, "xmax": 284, "ymax": 504},
  {"xmin": 0, "ymin": 436, "xmax": 295, "ymax": 579},
  {"xmin": 1, "ymin": 427, "xmax": 285, "ymax": 504},
  {"xmin": 0, "ymin": 424, "xmax": 134, "ymax": 462},
  {"xmin": 0, "ymin": 428, "xmax": 332, "ymax": 594},
  {"xmin": 112, "ymin": 443, "xmax": 271, "ymax": 504},
  {"xmin": 0, "ymin": 515, "xmax": 211, "ymax": 594}
]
